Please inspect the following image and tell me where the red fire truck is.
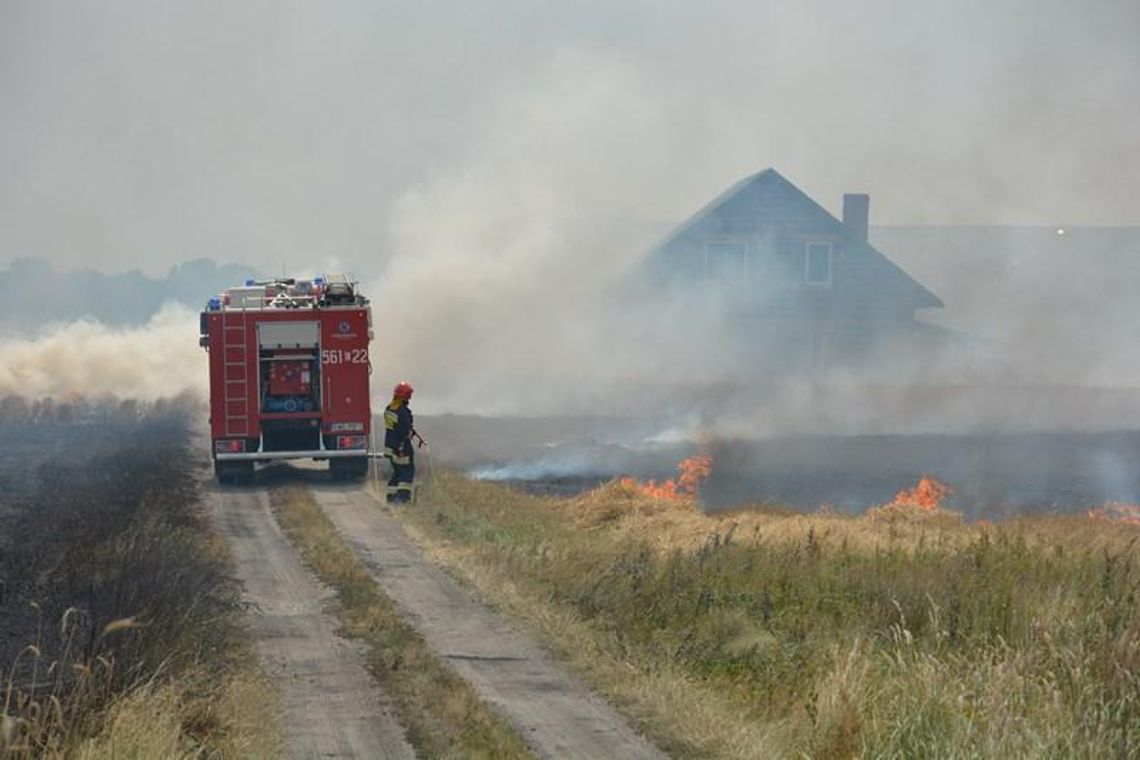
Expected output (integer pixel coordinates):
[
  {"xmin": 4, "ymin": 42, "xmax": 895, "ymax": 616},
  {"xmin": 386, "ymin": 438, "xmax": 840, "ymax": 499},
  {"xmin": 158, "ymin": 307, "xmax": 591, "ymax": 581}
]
[{"xmin": 199, "ymin": 275, "xmax": 373, "ymax": 484}]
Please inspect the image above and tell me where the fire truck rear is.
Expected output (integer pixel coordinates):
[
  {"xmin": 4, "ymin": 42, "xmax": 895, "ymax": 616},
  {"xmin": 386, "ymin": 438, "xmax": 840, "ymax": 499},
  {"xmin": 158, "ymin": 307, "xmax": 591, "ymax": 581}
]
[{"xmin": 199, "ymin": 275, "xmax": 373, "ymax": 484}]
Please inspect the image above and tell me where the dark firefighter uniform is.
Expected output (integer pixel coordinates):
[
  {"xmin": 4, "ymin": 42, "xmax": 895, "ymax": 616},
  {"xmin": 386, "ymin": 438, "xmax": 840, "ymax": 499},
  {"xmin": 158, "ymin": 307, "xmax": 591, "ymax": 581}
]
[{"xmin": 383, "ymin": 389, "xmax": 415, "ymax": 502}]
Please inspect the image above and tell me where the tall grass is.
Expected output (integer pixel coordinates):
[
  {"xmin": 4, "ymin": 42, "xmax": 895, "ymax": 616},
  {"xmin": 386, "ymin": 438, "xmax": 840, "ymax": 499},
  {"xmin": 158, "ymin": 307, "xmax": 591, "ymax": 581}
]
[
  {"xmin": 401, "ymin": 472, "xmax": 1140, "ymax": 758},
  {"xmin": 0, "ymin": 402, "xmax": 276, "ymax": 757}
]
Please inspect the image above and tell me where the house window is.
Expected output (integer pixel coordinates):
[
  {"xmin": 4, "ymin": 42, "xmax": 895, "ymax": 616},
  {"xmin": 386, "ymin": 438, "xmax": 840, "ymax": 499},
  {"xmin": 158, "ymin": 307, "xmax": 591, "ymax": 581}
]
[
  {"xmin": 805, "ymin": 242, "xmax": 832, "ymax": 286},
  {"xmin": 706, "ymin": 241, "xmax": 746, "ymax": 280}
]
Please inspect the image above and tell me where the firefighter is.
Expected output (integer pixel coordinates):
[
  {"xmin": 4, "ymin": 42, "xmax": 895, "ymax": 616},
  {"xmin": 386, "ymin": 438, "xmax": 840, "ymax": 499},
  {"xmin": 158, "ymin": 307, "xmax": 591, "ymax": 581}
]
[{"xmin": 383, "ymin": 381, "xmax": 417, "ymax": 503}]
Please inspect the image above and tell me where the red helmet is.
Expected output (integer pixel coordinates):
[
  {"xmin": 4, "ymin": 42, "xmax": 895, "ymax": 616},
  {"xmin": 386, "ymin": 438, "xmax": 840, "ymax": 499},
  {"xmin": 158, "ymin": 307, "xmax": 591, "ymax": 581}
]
[{"xmin": 392, "ymin": 381, "xmax": 414, "ymax": 399}]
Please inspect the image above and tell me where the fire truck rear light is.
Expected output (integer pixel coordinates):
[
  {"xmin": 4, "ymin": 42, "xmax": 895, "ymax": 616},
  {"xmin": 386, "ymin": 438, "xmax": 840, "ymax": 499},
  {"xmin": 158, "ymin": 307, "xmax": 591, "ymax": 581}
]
[
  {"xmin": 215, "ymin": 439, "xmax": 245, "ymax": 453},
  {"xmin": 336, "ymin": 435, "xmax": 367, "ymax": 450}
]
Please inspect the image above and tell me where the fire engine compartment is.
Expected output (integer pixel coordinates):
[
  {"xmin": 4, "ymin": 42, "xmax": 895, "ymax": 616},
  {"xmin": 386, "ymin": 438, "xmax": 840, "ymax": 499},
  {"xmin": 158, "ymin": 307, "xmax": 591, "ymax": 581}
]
[{"xmin": 259, "ymin": 349, "xmax": 322, "ymax": 453}]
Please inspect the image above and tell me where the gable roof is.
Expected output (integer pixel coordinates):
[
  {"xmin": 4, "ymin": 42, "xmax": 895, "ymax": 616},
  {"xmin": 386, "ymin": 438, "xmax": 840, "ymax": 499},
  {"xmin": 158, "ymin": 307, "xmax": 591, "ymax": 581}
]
[{"xmin": 652, "ymin": 168, "xmax": 943, "ymax": 310}]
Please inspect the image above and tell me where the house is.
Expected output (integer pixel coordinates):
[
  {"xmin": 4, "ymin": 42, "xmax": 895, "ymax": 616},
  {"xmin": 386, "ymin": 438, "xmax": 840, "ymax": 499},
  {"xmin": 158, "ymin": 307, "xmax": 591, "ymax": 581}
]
[{"xmin": 644, "ymin": 168, "xmax": 943, "ymax": 368}]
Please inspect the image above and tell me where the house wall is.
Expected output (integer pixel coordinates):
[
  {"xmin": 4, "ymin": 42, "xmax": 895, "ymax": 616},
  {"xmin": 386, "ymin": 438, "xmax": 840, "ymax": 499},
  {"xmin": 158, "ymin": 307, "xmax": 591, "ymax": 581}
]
[{"xmin": 647, "ymin": 176, "xmax": 932, "ymax": 369}]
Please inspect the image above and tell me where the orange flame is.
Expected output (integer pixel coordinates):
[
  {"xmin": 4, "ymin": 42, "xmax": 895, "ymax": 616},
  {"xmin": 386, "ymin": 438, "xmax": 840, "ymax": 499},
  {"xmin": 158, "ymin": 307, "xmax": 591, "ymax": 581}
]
[
  {"xmin": 883, "ymin": 476, "xmax": 953, "ymax": 512},
  {"xmin": 621, "ymin": 455, "xmax": 712, "ymax": 501},
  {"xmin": 1087, "ymin": 502, "xmax": 1140, "ymax": 525}
]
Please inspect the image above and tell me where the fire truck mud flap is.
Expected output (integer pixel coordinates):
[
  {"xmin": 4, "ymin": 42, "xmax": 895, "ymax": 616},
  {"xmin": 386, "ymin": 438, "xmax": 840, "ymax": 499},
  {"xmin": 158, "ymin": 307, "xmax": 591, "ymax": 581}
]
[{"xmin": 215, "ymin": 459, "xmax": 254, "ymax": 485}]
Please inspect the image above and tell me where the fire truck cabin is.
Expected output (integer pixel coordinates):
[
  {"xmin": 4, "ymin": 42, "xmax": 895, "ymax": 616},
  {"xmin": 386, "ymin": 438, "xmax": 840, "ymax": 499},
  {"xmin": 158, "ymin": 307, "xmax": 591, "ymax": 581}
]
[{"xmin": 200, "ymin": 275, "xmax": 374, "ymax": 484}]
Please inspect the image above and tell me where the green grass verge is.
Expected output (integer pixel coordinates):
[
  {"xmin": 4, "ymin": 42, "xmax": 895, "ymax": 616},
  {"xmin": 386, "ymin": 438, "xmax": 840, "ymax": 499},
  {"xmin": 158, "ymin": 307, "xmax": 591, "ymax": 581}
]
[
  {"xmin": 268, "ymin": 484, "xmax": 535, "ymax": 759},
  {"xmin": 396, "ymin": 471, "xmax": 1140, "ymax": 759}
]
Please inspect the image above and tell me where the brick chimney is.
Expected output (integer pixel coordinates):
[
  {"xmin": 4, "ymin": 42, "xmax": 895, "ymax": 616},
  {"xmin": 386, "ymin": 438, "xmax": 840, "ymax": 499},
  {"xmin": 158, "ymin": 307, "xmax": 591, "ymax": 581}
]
[{"xmin": 843, "ymin": 193, "xmax": 869, "ymax": 244}]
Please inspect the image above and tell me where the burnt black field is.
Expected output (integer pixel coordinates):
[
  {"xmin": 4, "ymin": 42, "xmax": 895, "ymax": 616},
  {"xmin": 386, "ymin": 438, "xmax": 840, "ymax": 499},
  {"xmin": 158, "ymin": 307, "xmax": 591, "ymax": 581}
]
[
  {"xmin": 417, "ymin": 414, "xmax": 1140, "ymax": 517},
  {"xmin": 700, "ymin": 431, "xmax": 1140, "ymax": 515}
]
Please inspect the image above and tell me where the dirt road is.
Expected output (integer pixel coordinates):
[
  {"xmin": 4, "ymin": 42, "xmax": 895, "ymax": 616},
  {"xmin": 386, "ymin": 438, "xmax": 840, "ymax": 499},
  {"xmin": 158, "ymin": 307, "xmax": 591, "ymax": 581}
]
[
  {"xmin": 309, "ymin": 478, "xmax": 665, "ymax": 760},
  {"xmin": 207, "ymin": 482, "xmax": 415, "ymax": 759}
]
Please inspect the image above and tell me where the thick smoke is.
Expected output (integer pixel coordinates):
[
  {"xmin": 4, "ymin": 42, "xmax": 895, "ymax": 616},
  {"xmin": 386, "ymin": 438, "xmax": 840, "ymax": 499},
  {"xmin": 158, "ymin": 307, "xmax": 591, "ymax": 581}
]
[
  {"xmin": 2, "ymin": 4, "xmax": 1137, "ymax": 440},
  {"xmin": 366, "ymin": 49, "xmax": 1140, "ymax": 437},
  {"xmin": 0, "ymin": 303, "xmax": 205, "ymax": 401},
  {"xmin": 367, "ymin": 51, "xmax": 872, "ymax": 419},
  {"xmin": 369, "ymin": 50, "xmax": 716, "ymax": 415},
  {"xmin": 881, "ymin": 226, "xmax": 1140, "ymax": 388}
]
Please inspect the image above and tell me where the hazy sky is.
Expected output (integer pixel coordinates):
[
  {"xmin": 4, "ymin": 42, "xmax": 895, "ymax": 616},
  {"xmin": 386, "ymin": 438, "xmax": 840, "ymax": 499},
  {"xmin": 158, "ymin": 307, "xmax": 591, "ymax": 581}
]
[{"xmin": 2, "ymin": 0, "xmax": 1138, "ymax": 275}]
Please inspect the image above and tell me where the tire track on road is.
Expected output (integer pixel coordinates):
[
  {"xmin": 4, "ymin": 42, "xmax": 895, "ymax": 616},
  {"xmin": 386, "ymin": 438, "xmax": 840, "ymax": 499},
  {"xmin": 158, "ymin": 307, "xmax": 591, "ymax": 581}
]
[
  {"xmin": 208, "ymin": 481, "xmax": 415, "ymax": 759},
  {"xmin": 309, "ymin": 481, "xmax": 665, "ymax": 760}
]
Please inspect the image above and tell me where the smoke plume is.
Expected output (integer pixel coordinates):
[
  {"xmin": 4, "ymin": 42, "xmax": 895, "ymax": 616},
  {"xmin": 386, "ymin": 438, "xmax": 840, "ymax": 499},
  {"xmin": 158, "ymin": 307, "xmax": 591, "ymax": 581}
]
[
  {"xmin": 365, "ymin": 48, "xmax": 1140, "ymax": 436},
  {"xmin": 0, "ymin": 303, "xmax": 205, "ymax": 401}
]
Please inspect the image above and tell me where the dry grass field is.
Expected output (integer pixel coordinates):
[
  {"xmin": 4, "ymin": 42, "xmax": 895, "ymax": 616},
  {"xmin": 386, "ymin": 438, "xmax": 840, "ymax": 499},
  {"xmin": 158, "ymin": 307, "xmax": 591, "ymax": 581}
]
[
  {"xmin": 401, "ymin": 470, "xmax": 1140, "ymax": 758},
  {"xmin": 0, "ymin": 397, "xmax": 276, "ymax": 757}
]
